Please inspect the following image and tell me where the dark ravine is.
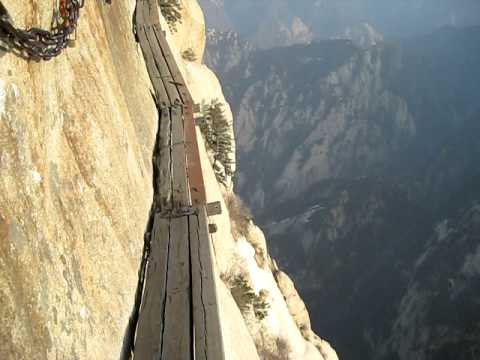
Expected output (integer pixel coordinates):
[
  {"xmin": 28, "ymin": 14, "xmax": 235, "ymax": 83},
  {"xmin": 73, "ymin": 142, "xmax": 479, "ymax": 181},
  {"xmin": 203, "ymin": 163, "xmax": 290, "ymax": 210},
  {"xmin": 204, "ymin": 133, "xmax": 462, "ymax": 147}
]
[{"xmin": 205, "ymin": 25, "xmax": 480, "ymax": 360}]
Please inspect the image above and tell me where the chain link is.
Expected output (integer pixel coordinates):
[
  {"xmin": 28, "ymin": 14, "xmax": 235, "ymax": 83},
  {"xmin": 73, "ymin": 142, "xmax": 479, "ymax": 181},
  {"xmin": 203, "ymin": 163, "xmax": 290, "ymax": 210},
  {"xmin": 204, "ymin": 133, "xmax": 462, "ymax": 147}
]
[{"xmin": 0, "ymin": 0, "xmax": 111, "ymax": 61}]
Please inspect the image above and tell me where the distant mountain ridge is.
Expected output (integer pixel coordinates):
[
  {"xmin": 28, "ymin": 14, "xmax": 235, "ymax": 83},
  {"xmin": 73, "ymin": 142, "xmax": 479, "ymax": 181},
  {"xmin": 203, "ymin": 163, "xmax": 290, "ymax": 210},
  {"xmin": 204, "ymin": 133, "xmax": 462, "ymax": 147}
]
[{"xmin": 199, "ymin": 0, "xmax": 480, "ymax": 49}]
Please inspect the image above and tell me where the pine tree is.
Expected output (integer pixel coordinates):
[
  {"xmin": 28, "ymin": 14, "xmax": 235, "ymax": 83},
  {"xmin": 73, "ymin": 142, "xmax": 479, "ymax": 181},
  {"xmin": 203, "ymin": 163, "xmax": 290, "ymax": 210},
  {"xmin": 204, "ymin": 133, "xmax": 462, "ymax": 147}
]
[
  {"xmin": 230, "ymin": 275, "xmax": 256, "ymax": 313},
  {"xmin": 159, "ymin": 0, "xmax": 182, "ymax": 32},
  {"xmin": 199, "ymin": 99, "xmax": 234, "ymax": 184},
  {"xmin": 229, "ymin": 275, "xmax": 270, "ymax": 320}
]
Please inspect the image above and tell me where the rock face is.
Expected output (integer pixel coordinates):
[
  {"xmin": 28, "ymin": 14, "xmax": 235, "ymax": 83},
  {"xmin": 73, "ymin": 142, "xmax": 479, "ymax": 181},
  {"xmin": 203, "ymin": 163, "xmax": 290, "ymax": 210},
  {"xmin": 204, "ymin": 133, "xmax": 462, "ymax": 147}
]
[
  {"xmin": 0, "ymin": 1, "xmax": 156, "ymax": 358},
  {"xmin": 250, "ymin": 15, "xmax": 314, "ymax": 49},
  {"xmin": 223, "ymin": 40, "xmax": 415, "ymax": 212},
  {"xmin": 381, "ymin": 204, "xmax": 480, "ymax": 360},
  {"xmin": 204, "ymin": 29, "xmax": 254, "ymax": 77},
  {"xmin": 0, "ymin": 0, "xmax": 336, "ymax": 359},
  {"xmin": 207, "ymin": 25, "xmax": 480, "ymax": 360}
]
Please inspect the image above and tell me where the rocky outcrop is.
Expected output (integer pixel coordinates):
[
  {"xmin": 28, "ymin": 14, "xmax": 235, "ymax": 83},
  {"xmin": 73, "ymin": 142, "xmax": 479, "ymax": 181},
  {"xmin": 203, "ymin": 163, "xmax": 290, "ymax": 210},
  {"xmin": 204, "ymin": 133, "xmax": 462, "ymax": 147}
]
[
  {"xmin": 273, "ymin": 269, "xmax": 312, "ymax": 337},
  {"xmin": 204, "ymin": 29, "xmax": 254, "ymax": 77}
]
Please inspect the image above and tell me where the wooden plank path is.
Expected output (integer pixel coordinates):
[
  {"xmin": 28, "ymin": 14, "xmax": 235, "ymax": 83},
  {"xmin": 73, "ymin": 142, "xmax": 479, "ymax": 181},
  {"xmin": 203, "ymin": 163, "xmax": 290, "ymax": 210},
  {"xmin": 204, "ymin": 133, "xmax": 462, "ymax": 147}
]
[{"xmin": 128, "ymin": 0, "xmax": 225, "ymax": 359}]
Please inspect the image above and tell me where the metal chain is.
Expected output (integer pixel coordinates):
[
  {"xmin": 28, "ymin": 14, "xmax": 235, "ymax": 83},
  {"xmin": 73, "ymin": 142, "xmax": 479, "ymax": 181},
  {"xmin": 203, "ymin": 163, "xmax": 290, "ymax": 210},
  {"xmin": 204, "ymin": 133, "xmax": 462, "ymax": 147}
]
[{"xmin": 0, "ymin": 0, "xmax": 111, "ymax": 61}]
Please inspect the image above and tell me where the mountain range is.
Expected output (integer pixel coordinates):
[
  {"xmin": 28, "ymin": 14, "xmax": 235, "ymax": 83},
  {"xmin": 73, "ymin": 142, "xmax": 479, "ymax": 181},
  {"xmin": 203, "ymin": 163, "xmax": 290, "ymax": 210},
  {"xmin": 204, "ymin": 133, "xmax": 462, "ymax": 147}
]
[{"xmin": 205, "ymin": 24, "xmax": 480, "ymax": 360}]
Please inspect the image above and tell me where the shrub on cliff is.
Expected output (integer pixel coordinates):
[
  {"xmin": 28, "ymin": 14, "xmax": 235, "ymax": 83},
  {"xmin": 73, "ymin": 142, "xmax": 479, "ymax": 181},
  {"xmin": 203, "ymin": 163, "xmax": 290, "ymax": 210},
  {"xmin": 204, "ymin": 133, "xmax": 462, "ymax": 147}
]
[
  {"xmin": 199, "ymin": 99, "xmax": 234, "ymax": 184},
  {"xmin": 258, "ymin": 337, "xmax": 291, "ymax": 360},
  {"xmin": 182, "ymin": 48, "xmax": 197, "ymax": 61},
  {"xmin": 228, "ymin": 274, "xmax": 270, "ymax": 321},
  {"xmin": 159, "ymin": 0, "xmax": 182, "ymax": 31}
]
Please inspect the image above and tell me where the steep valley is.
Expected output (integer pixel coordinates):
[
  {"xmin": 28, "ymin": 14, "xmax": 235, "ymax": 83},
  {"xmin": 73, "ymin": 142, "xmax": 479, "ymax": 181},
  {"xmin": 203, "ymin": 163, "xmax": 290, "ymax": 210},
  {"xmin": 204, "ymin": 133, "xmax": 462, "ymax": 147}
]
[{"xmin": 206, "ymin": 25, "xmax": 480, "ymax": 360}]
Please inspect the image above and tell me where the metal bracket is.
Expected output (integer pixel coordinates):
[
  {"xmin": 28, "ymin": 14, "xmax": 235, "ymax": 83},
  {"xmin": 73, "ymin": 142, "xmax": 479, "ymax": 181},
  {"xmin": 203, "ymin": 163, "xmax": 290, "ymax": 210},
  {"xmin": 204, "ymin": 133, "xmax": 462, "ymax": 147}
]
[
  {"xmin": 206, "ymin": 201, "xmax": 222, "ymax": 216},
  {"xmin": 157, "ymin": 206, "xmax": 198, "ymax": 219},
  {"xmin": 208, "ymin": 223, "xmax": 218, "ymax": 234}
]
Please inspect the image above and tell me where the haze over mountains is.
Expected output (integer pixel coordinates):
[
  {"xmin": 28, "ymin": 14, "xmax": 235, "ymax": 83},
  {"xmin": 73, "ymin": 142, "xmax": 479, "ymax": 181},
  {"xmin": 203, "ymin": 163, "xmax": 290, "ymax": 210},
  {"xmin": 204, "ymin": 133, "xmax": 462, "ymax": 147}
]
[
  {"xmin": 199, "ymin": 0, "xmax": 480, "ymax": 48},
  {"xmin": 202, "ymin": 1, "xmax": 480, "ymax": 359}
]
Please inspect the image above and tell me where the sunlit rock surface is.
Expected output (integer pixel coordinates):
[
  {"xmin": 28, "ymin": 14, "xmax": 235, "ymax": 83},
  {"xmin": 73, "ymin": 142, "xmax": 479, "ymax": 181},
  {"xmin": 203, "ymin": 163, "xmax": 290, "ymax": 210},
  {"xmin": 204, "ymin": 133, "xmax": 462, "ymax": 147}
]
[{"xmin": 0, "ymin": 1, "xmax": 156, "ymax": 358}]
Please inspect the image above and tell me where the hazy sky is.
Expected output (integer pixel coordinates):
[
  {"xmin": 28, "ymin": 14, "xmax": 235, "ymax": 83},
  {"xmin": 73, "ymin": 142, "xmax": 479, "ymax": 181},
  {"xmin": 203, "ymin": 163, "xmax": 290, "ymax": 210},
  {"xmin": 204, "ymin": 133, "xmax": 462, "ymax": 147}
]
[{"xmin": 201, "ymin": 0, "xmax": 480, "ymax": 39}]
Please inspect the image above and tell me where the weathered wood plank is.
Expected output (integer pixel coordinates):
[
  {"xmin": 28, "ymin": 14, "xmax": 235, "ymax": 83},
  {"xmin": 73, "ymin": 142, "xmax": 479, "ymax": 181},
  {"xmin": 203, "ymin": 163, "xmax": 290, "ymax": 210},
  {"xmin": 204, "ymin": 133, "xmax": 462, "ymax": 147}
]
[
  {"xmin": 184, "ymin": 99, "xmax": 207, "ymax": 206},
  {"xmin": 155, "ymin": 107, "xmax": 172, "ymax": 210},
  {"xmin": 171, "ymin": 105, "xmax": 189, "ymax": 207},
  {"xmin": 161, "ymin": 216, "xmax": 192, "ymax": 359},
  {"xmin": 133, "ymin": 215, "xmax": 171, "ymax": 359},
  {"xmin": 141, "ymin": 0, "xmax": 178, "ymax": 103},
  {"xmin": 135, "ymin": 2, "xmax": 170, "ymax": 107},
  {"xmin": 189, "ymin": 213, "xmax": 207, "ymax": 360},
  {"xmin": 197, "ymin": 208, "xmax": 225, "ymax": 359},
  {"xmin": 153, "ymin": 24, "xmax": 193, "ymax": 104},
  {"xmin": 140, "ymin": 0, "xmax": 183, "ymax": 104},
  {"xmin": 190, "ymin": 208, "xmax": 225, "ymax": 360},
  {"xmin": 145, "ymin": 25, "xmax": 182, "ymax": 105},
  {"xmin": 142, "ymin": 0, "xmax": 161, "ymax": 26}
]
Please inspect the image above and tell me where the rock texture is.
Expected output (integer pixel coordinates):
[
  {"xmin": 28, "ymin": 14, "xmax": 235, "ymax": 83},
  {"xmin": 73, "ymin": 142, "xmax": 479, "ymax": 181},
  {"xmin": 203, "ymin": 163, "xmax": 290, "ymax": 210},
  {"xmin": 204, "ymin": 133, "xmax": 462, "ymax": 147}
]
[
  {"xmin": 0, "ymin": 0, "xmax": 336, "ymax": 359},
  {"xmin": 0, "ymin": 1, "xmax": 156, "ymax": 358},
  {"xmin": 204, "ymin": 29, "xmax": 254, "ymax": 77}
]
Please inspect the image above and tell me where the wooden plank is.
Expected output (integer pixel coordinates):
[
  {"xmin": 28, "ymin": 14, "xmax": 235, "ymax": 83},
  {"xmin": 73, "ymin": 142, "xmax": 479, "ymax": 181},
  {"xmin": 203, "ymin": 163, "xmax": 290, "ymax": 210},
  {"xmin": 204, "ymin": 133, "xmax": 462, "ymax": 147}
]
[
  {"xmin": 155, "ymin": 107, "xmax": 172, "ymax": 210},
  {"xmin": 141, "ymin": 0, "xmax": 179, "ymax": 104},
  {"xmin": 171, "ymin": 105, "xmax": 189, "ymax": 207},
  {"xmin": 197, "ymin": 207, "xmax": 224, "ymax": 359},
  {"xmin": 161, "ymin": 216, "xmax": 192, "ymax": 359},
  {"xmin": 190, "ymin": 208, "xmax": 225, "ymax": 360},
  {"xmin": 143, "ymin": 0, "xmax": 161, "ymax": 26},
  {"xmin": 139, "ymin": 0, "xmax": 192, "ymax": 105},
  {"xmin": 135, "ymin": 2, "xmax": 170, "ymax": 107},
  {"xmin": 185, "ymin": 100, "xmax": 207, "ymax": 206},
  {"xmin": 189, "ymin": 213, "xmax": 207, "ymax": 360},
  {"xmin": 133, "ymin": 215, "xmax": 171, "ymax": 359},
  {"xmin": 153, "ymin": 24, "xmax": 193, "ymax": 104},
  {"xmin": 145, "ymin": 25, "xmax": 182, "ymax": 105}
]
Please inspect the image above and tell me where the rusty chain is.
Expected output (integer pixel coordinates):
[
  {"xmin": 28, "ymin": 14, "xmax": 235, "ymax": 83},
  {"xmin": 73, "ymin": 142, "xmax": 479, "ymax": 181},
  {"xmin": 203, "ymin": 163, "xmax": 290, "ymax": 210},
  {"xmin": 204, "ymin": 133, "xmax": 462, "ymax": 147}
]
[{"xmin": 0, "ymin": 0, "xmax": 111, "ymax": 61}]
